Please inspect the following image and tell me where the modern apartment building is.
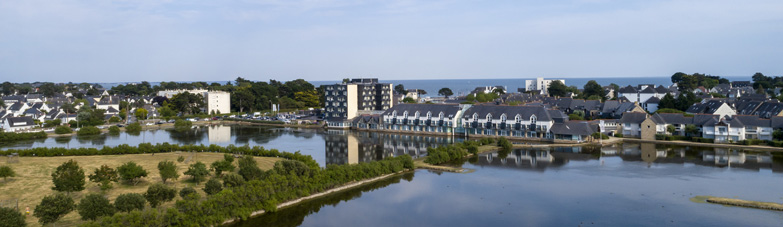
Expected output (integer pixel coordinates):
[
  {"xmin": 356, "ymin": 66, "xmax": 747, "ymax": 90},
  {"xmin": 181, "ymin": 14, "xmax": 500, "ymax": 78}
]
[
  {"xmin": 324, "ymin": 78, "xmax": 393, "ymax": 128},
  {"xmin": 524, "ymin": 77, "xmax": 565, "ymax": 95}
]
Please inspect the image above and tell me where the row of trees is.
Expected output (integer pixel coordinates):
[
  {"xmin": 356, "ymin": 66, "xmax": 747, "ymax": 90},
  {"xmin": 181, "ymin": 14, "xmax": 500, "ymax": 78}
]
[
  {"xmin": 1, "ymin": 81, "xmax": 103, "ymax": 97},
  {"xmin": 657, "ymin": 92, "xmax": 702, "ymax": 112},
  {"xmin": 671, "ymin": 72, "xmax": 729, "ymax": 91}
]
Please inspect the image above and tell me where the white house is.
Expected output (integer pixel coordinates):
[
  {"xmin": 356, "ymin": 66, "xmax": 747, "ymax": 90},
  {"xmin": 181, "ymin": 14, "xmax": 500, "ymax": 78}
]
[{"xmin": 3, "ymin": 116, "xmax": 36, "ymax": 132}]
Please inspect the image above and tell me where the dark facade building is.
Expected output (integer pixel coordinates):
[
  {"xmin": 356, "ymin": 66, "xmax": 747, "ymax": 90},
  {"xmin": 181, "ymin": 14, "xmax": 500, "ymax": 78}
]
[{"xmin": 324, "ymin": 78, "xmax": 393, "ymax": 128}]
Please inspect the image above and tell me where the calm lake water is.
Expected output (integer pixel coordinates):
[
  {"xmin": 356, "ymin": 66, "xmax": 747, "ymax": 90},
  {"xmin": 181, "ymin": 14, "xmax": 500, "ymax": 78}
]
[{"xmin": 3, "ymin": 125, "xmax": 782, "ymax": 226}]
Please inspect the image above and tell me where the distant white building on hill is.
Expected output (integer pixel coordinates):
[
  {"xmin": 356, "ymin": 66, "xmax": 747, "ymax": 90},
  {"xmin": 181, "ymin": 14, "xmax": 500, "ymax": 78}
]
[
  {"xmin": 157, "ymin": 89, "xmax": 231, "ymax": 115},
  {"xmin": 524, "ymin": 77, "xmax": 565, "ymax": 95}
]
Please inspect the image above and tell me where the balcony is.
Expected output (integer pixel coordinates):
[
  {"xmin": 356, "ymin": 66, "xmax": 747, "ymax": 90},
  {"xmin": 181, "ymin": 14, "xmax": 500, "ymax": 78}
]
[
  {"xmin": 413, "ymin": 119, "xmax": 420, "ymax": 125},
  {"xmin": 514, "ymin": 123, "xmax": 522, "ymax": 131},
  {"xmin": 485, "ymin": 122, "xmax": 493, "ymax": 129},
  {"xmin": 499, "ymin": 123, "xmax": 507, "ymax": 130}
]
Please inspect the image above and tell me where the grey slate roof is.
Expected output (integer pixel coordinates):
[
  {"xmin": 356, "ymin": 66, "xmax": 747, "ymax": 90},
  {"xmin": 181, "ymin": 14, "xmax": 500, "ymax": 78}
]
[
  {"xmin": 619, "ymin": 112, "xmax": 648, "ymax": 124},
  {"xmin": 6, "ymin": 116, "xmax": 34, "ymax": 127},
  {"xmin": 732, "ymin": 115, "xmax": 770, "ymax": 127},
  {"xmin": 383, "ymin": 104, "xmax": 461, "ymax": 119},
  {"xmin": 655, "ymin": 85, "xmax": 670, "ymax": 93},
  {"xmin": 23, "ymin": 108, "xmax": 41, "ymax": 115},
  {"xmin": 751, "ymin": 102, "xmax": 783, "ymax": 118},
  {"xmin": 645, "ymin": 96, "xmax": 660, "ymax": 104},
  {"xmin": 8, "ymin": 102, "xmax": 24, "ymax": 111},
  {"xmin": 652, "ymin": 113, "xmax": 692, "ymax": 125},
  {"xmin": 618, "ymin": 86, "xmax": 637, "ymax": 93},
  {"xmin": 462, "ymin": 105, "xmax": 552, "ymax": 121},
  {"xmin": 601, "ymin": 101, "xmax": 620, "ymax": 113},
  {"xmin": 692, "ymin": 114, "xmax": 719, "ymax": 125},
  {"xmin": 639, "ymin": 86, "xmax": 656, "ymax": 94},
  {"xmin": 550, "ymin": 121, "xmax": 594, "ymax": 136},
  {"xmin": 686, "ymin": 100, "xmax": 728, "ymax": 114}
]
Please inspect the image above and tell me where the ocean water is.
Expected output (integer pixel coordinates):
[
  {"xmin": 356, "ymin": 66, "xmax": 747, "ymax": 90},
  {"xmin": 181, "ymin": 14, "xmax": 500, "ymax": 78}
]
[
  {"xmin": 312, "ymin": 76, "xmax": 751, "ymax": 97},
  {"xmin": 98, "ymin": 76, "xmax": 750, "ymax": 97}
]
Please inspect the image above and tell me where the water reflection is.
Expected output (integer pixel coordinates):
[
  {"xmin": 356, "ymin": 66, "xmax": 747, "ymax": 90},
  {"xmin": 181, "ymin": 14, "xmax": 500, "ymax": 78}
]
[
  {"xmin": 475, "ymin": 143, "xmax": 783, "ymax": 173},
  {"xmin": 324, "ymin": 130, "xmax": 456, "ymax": 165}
]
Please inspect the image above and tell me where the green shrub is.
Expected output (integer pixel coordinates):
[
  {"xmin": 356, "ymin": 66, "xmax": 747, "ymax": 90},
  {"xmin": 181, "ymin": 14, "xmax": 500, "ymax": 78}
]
[
  {"xmin": 114, "ymin": 193, "xmax": 146, "ymax": 213},
  {"xmin": 108, "ymin": 116, "xmax": 121, "ymax": 123},
  {"xmin": 108, "ymin": 126, "xmax": 120, "ymax": 135},
  {"xmin": 174, "ymin": 120, "xmax": 192, "ymax": 132},
  {"xmin": 77, "ymin": 126, "xmax": 101, "ymax": 136},
  {"xmin": 0, "ymin": 207, "xmax": 26, "ymax": 227},
  {"xmin": 144, "ymin": 183, "xmax": 176, "ymax": 208},
  {"xmin": 497, "ymin": 137, "xmax": 513, "ymax": 150},
  {"xmin": 615, "ymin": 134, "xmax": 624, "ymax": 138},
  {"xmin": 55, "ymin": 126, "xmax": 72, "ymax": 134},
  {"xmin": 125, "ymin": 123, "xmax": 142, "ymax": 134},
  {"xmin": 0, "ymin": 131, "xmax": 47, "ymax": 143},
  {"xmin": 179, "ymin": 187, "xmax": 197, "ymax": 199},
  {"xmin": 222, "ymin": 173, "xmax": 246, "ymax": 188},
  {"xmin": 203, "ymin": 178, "xmax": 223, "ymax": 195},
  {"xmin": 77, "ymin": 193, "xmax": 115, "ymax": 220}
]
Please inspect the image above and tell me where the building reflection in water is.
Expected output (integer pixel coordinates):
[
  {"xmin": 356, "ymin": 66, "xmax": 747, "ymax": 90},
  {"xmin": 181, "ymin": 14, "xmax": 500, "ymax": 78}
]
[
  {"xmin": 475, "ymin": 143, "xmax": 783, "ymax": 173},
  {"xmin": 324, "ymin": 130, "xmax": 455, "ymax": 165},
  {"xmin": 208, "ymin": 125, "xmax": 231, "ymax": 143}
]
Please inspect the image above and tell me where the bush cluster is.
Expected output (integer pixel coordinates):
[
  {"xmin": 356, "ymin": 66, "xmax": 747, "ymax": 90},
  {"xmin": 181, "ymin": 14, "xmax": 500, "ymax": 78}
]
[
  {"xmin": 84, "ymin": 155, "xmax": 414, "ymax": 226},
  {"xmin": 55, "ymin": 126, "xmax": 73, "ymax": 134},
  {"xmin": 0, "ymin": 131, "xmax": 47, "ymax": 143},
  {"xmin": 424, "ymin": 144, "xmax": 468, "ymax": 165},
  {"xmin": 0, "ymin": 143, "xmax": 319, "ymax": 168},
  {"xmin": 497, "ymin": 137, "xmax": 513, "ymax": 151},
  {"xmin": 77, "ymin": 126, "xmax": 101, "ymax": 136},
  {"xmin": 479, "ymin": 137, "xmax": 495, "ymax": 145}
]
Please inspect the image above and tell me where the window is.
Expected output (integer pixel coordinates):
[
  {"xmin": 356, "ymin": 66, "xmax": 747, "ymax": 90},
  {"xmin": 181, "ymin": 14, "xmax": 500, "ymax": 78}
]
[
  {"xmin": 500, "ymin": 114, "xmax": 506, "ymax": 123},
  {"xmin": 486, "ymin": 114, "xmax": 492, "ymax": 122},
  {"xmin": 473, "ymin": 113, "xmax": 478, "ymax": 121},
  {"xmin": 427, "ymin": 111, "xmax": 432, "ymax": 120},
  {"xmin": 530, "ymin": 115, "xmax": 537, "ymax": 124},
  {"xmin": 515, "ymin": 115, "xmax": 521, "ymax": 123}
]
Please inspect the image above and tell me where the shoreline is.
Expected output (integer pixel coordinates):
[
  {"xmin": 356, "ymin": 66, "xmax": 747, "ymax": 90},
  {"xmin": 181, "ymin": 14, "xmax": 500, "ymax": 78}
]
[
  {"xmin": 699, "ymin": 196, "xmax": 783, "ymax": 212},
  {"xmin": 221, "ymin": 170, "xmax": 409, "ymax": 225}
]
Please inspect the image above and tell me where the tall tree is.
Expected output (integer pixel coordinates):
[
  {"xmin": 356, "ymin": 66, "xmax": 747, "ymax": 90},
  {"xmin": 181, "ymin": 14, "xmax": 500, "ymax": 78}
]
[
  {"xmin": 0, "ymin": 165, "xmax": 15, "ymax": 182},
  {"xmin": 438, "ymin": 88, "xmax": 454, "ymax": 98},
  {"xmin": 394, "ymin": 84, "xmax": 406, "ymax": 95},
  {"xmin": 88, "ymin": 165, "xmax": 119, "ymax": 191},
  {"xmin": 51, "ymin": 160, "xmax": 86, "ymax": 194},
  {"xmin": 184, "ymin": 162, "xmax": 209, "ymax": 184},
  {"xmin": 157, "ymin": 160, "xmax": 179, "ymax": 183},
  {"xmin": 547, "ymin": 80, "xmax": 567, "ymax": 97},
  {"xmin": 583, "ymin": 80, "xmax": 604, "ymax": 99},
  {"xmin": 658, "ymin": 93, "xmax": 677, "ymax": 109},
  {"xmin": 118, "ymin": 161, "xmax": 148, "ymax": 185}
]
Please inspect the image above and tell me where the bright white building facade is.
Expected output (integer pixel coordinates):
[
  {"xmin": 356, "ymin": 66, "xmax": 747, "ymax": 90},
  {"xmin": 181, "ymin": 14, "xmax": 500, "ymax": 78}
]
[{"xmin": 524, "ymin": 78, "xmax": 565, "ymax": 95}]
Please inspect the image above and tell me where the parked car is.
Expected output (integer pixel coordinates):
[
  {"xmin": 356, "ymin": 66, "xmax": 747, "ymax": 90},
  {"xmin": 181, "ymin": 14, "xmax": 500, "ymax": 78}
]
[
  {"xmin": 168, "ymin": 119, "xmax": 175, "ymax": 123},
  {"xmin": 146, "ymin": 123, "xmax": 155, "ymax": 126},
  {"xmin": 116, "ymin": 124, "xmax": 124, "ymax": 127}
]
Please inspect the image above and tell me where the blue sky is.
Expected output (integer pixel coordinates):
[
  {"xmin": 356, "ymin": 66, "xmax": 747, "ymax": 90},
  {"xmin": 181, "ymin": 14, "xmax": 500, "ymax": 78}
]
[{"xmin": 1, "ymin": 0, "xmax": 782, "ymax": 83}]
